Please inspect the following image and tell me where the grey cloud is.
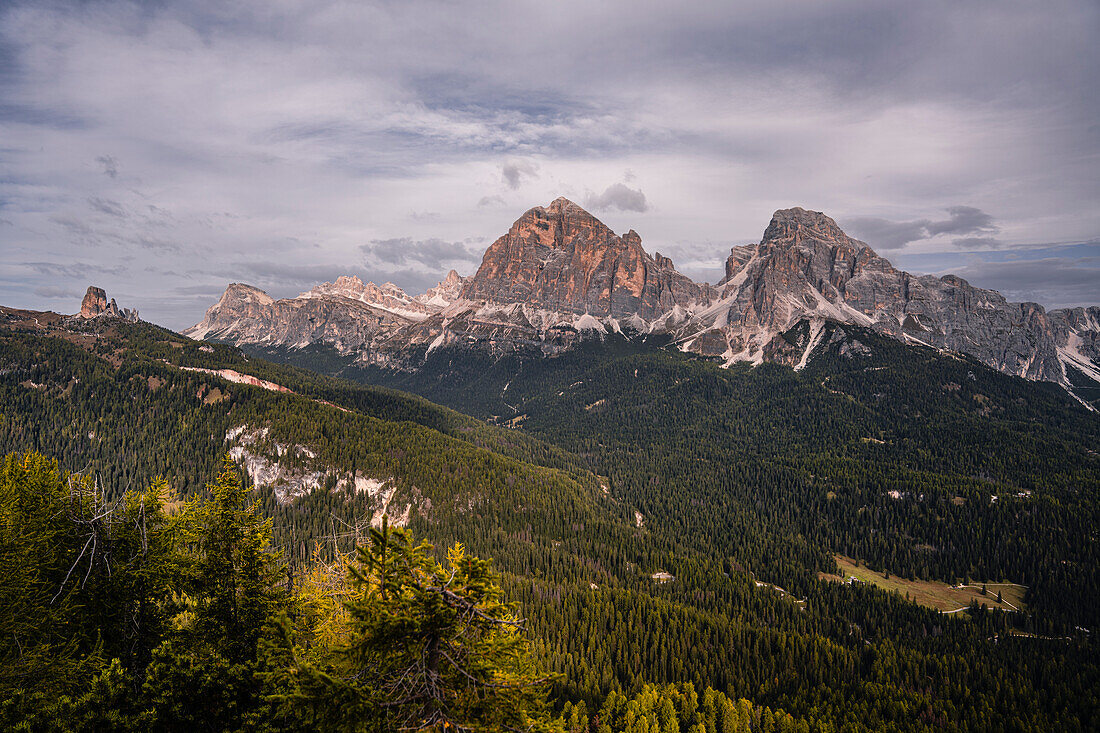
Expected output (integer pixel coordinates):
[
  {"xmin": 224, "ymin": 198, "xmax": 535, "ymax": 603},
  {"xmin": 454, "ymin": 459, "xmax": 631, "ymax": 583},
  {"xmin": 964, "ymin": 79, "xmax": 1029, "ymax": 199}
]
[
  {"xmin": 501, "ymin": 159, "xmax": 539, "ymax": 189},
  {"xmin": 49, "ymin": 209, "xmax": 181, "ymax": 252},
  {"xmin": 362, "ymin": 237, "xmax": 480, "ymax": 270},
  {"xmin": 926, "ymin": 206, "xmax": 996, "ymax": 237},
  {"xmin": 33, "ymin": 285, "xmax": 80, "ymax": 299},
  {"xmin": 952, "ymin": 236, "xmax": 1002, "ymax": 250},
  {"xmin": 0, "ymin": 102, "xmax": 87, "ymax": 129},
  {"xmin": 50, "ymin": 215, "xmax": 98, "ymax": 242},
  {"xmin": 950, "ymin": 255, "xmax": 1100, "ymax": 309},
  {"xmin": 95, "ymin": 155, "xmax": 118, "ymax": 178},
  {"xmin": 843, "ymin": 218, "xmax": 932, "ymax": 250},
  {"xmin": 642, "ymin": 240, "xmax": 729, "ymax": 284},
  {"xmin": 1, "ymin": 1, "xmax": 1097, "ymax": 327},
  {"xmin": 844, "ymin": 206, "xmax": 999, "ymax": 250},
  {"xmin": 24, "ymin": 261, "xmax": 128, "ymax": 278},
  {"xmin": 132, "ymin": 235, "xmax": 181, "ymax": 253},
  {"xmin": 88, "ymin": 197, "xmax": 126, "ymax": 217},
  {"xmin": 585, "ymin": 183, "xmax": 648, "ymax": 213}
]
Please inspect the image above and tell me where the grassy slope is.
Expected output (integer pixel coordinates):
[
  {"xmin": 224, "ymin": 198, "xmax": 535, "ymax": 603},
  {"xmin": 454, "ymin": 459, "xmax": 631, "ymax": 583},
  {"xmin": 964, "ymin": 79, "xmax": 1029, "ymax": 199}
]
[{"xmin": 822, "ymin": 555, "xmax": 1027, "ymax": 613}]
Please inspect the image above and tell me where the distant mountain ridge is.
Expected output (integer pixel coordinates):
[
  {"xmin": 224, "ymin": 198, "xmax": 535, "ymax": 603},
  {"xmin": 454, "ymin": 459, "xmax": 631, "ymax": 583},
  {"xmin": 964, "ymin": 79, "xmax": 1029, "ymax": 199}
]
[
  {"xmin": 185, "ymin": 270, "xmax": 467, "ymax": 353},
  {"xmin": 185, "ymin": 199, "xmax": 1100, "ymax": 398}
]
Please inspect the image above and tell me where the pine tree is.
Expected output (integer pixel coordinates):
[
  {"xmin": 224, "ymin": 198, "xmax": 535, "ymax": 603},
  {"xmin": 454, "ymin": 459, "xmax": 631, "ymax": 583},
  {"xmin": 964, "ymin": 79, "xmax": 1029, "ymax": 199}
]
[
  {"xmin": 141, "ymin": 456, "xmax": 286, "ymax": 731},
  {"xmin": 284, "ymin": 517, "xmax": 561, "ymax": 732}
]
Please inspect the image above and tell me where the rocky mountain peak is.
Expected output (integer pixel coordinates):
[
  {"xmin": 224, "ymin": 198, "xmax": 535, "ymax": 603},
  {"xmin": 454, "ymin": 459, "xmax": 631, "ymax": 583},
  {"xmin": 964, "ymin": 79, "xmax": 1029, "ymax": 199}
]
[
  {"xmin": 331, "ymin": 275, "xmax": 365, "ymax": 290},
  {"xmin": 723, "ymin": 206, "xmax": 889, "ymax": 305},
  {"xmin": 672, "ymin": 207, "xmax": 1100, "ymax": 388},
  {"xmin": 302, "ymin": 276, "xmax": 442, "ymax": 320},
  {"xmin": 762, "ymin": 207, "xmax": 855, "ymax": 247},
  {"xmin": 720, "ymin": 244, "xmax": 759, "ymax": 286},
  {"xmin": 547, "ymin": 196, "xmax": 586, "ymax": 215},
  {"xmin": 222, "ymin": 283, "xmax": 274, "ymax": 307},
  {"xmin": 79, "ymin": 285, "xmax": 138, "ymax": 321},
  {"xmin": 461, "ymin": 197, "xmax": 712, "ymax": 318},
  {"xmin": 415, "ymin": 270, "xmax": 467, "ymax": 309},
  {"xmin": 939, "ymin": 274, "xmax": 971, "ymax": 288}
]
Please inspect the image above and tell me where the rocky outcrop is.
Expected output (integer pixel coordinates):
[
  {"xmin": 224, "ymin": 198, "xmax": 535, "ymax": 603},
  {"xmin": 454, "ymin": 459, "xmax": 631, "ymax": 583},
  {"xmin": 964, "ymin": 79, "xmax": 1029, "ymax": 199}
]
[
  {"xmin": 462, "ymin": 198, "xmax": 713, "ymax": 318},
  {"xmin": 417, "ymin": 269, "xmax": 465, "ymax": 308},
  {"xmin": 79, "ymin": 286, "xmax": 138, "ymax": 321},
  {"xmin": 80, "ymin": 287, "xmax": 108, "ymax": 318},
  {"xmin": 187, "ymin": 200, "xmax": 1100, "ymax": 394},
  {"xmin": 225, "ymin": 425, "xmax": 404, "ymax": 520}
]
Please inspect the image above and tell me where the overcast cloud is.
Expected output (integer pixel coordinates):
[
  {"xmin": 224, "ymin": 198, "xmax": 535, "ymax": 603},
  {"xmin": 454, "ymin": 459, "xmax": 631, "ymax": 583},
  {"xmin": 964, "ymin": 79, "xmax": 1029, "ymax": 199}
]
[
  {"xmin": 1, "ymin": 0, "xmax": 1098, "ymax": 328},
  {"xmin": 586, "ymin": 183, "xmax": 649, "ymax": 213},
  {"xmin": 844, "ymin": 206, "xmax": 1001, "ymax": 250}
]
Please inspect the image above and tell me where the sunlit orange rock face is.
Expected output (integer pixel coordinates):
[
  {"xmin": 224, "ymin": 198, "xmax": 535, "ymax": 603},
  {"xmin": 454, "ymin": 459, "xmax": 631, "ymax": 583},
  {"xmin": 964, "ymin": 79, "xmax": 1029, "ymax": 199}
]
[
  {"xmin": 461, "ymin": 197, "xmax": 713, "ymax": 318},
  {"xmin": 80, "ymin": 286, "xmax": 108, "ymax": 318}
]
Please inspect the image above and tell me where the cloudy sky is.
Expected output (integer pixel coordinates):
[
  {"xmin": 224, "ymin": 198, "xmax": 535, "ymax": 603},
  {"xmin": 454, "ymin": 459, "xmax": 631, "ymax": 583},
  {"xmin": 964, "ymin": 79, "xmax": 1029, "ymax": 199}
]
[{"xmin": 1, "ymin": 0, "xmax": 1097, "ymax": 330}]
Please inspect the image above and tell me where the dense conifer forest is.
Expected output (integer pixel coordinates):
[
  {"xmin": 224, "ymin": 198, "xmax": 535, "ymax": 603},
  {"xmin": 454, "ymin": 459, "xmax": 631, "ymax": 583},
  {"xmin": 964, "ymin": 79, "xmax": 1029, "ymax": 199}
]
[{"xmin": 2, "ymin": 311, "xmax": 1099, "ymax": 730}]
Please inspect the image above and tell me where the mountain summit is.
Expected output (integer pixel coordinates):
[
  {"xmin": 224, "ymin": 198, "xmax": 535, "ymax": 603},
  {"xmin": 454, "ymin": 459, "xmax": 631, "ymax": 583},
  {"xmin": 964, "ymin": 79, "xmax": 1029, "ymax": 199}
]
[
  {"xmin": 186, "ymin": 199, "xmax": 1100, "ymax": 397},
  {"xmin": 461, "ymin": 197, "xmax": 712, "ymax": 318}
]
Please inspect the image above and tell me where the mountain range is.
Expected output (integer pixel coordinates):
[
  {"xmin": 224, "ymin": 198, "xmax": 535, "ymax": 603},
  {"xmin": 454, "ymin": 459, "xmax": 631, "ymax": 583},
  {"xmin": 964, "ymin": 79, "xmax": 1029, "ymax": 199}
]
[{"xmin": 185, "ymin": 197, "xmax": 1100, "ymax": 400}]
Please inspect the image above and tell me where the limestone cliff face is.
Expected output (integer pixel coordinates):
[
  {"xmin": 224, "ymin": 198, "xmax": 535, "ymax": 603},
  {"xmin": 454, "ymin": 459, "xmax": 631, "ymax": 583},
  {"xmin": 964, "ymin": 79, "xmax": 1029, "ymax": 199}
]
[
  {"xmin": 186, "ymin": 200, "xmax": 1100, "ymax": 394},
  {"xmin": 675, "ymin": 207, "xmax": 1098, "ymax": 386},
  {"xmin": 79, "ymin": 286, "xmax": 138, "ymax": 321},
  {"xmin": 184, "ymin": 271, "xmax": 467, "ymax": 353},
  {"xmin": 461, "ymin": 198, "xmax": 713, "ymax": 318},
  {"xmin": 185, "ymin": 283, "xmax": 413, "ymax": 352},
  {"xmin": 80, "ymin": 287, "xmax": 108, "ymax": 318}
]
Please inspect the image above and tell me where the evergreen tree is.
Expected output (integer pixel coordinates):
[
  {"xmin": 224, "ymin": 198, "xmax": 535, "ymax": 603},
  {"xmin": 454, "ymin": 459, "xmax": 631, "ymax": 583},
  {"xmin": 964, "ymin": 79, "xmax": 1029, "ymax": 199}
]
[
  {"xmin": 141, "ymin": 456, "xmax": 286, "ymax": 732},
  {"xmin": 284, "ymin": 518, "xmax": 561, "ymax": 732}
]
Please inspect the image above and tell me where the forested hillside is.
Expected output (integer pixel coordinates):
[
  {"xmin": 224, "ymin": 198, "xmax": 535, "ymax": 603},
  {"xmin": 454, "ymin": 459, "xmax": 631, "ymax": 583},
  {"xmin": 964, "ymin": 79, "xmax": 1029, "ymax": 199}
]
[
  {"xmin": 342, "ymin": 322, "xmax": 1100, "ymax": 631},
  {"xmin": 2, "ymin": 309, "xmax": 1099, "ymax": 730}
]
